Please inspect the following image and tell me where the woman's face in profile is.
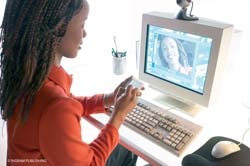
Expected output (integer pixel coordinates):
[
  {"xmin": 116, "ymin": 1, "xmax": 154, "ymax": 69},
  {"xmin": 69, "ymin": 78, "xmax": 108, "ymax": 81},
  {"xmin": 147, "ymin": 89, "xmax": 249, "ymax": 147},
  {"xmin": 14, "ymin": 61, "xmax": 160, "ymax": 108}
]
[
  {"xmin": 57, "ymin": 0, "xmax": 89, "ymax": 59},
  {"xmin": 161, "ymin": 37, "xmax": 179, "ymax": 66}
]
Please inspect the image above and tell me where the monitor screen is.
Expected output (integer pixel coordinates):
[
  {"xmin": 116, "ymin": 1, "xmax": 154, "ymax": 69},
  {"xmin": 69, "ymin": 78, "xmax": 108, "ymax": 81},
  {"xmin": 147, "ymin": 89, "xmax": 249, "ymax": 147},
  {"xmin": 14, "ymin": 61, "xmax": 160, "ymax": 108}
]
[
  {"xmin": 145, "ymin": 25, "xmax": 213, "ymax": 94},
  {"xmin": 139, "ymin": 12, "xmax": 233, "ymax": 107}
]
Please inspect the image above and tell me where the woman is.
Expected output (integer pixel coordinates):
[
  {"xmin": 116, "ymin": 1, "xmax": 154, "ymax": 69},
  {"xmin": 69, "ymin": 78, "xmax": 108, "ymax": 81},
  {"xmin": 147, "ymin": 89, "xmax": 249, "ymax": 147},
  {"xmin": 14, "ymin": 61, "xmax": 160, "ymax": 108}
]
[
  {"xmin": 0, "ymin": 0, "xmax": 142, "ymax": 165},
  {"xmin": 158, "ymin": 36, "xmax": 192, "ymax": 75}
]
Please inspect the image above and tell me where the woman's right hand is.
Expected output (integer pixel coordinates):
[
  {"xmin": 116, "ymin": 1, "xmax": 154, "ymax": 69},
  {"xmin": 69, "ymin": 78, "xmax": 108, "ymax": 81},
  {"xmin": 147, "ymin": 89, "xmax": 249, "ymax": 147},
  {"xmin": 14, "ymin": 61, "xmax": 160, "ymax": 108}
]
[{"xmin": 108, "ymin": 85, "xmax": 142, "ymax": 129}]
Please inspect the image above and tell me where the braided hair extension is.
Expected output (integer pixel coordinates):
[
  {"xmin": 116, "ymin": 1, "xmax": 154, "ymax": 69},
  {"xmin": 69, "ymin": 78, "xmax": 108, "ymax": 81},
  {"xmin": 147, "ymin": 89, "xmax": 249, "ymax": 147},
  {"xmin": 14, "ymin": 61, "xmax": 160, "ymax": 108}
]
[{"xmin": 0, "ymin": 0, "xmax": 84, "ymax": 121}]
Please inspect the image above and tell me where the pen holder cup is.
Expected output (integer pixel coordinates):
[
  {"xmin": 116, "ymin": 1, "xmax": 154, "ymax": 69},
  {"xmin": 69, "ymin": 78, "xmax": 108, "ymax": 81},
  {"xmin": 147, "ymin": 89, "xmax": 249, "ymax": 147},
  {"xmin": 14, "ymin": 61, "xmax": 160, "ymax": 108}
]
[{"xmin": 112, "ymin": 52, "xmax": 126, "ymax": 75}]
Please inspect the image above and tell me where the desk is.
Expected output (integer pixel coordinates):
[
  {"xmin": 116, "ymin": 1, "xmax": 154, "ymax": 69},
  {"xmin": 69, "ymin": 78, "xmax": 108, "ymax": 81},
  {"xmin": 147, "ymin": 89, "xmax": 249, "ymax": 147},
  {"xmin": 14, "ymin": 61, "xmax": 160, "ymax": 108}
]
[{"xmin": 63, "ymin": 54, "xmax": 250, "ymax": 166}]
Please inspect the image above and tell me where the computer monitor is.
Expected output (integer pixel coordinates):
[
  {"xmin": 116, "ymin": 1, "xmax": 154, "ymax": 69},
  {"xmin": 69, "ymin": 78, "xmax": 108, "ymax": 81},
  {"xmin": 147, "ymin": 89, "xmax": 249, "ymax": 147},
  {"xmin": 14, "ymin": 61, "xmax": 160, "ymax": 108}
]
[{"xmin": 139, "ymin": 12, "xmax": 234, "ymax": 109}]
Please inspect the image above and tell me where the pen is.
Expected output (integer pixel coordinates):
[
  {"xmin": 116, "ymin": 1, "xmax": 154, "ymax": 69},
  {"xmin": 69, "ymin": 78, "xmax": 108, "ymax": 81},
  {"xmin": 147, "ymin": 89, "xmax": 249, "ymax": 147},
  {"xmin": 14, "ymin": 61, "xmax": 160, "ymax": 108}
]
[
  {"xmin": 120, "ymin": 51, "xmax": 126, "ymax": 57},
  {"xmin": 122, "ymin": 51, "xmax": 127, "ymax": 57},
  {"xmin": 112, "ymin": 48, "xmax": 118, "ymax": 57},
  {"xmin": 113, "ymin": 36, "xmax": 119, "ymax": 53},
  {"xmin": 112, "ymin": 47, "xmax": 115, "ymax": 55}
]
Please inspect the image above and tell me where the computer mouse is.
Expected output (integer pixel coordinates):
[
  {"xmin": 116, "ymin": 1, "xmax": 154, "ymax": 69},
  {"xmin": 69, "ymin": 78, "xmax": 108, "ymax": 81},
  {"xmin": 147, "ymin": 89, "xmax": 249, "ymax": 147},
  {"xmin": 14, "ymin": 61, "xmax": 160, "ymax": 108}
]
[{"xmin": 211, "ymin": 141, "xmax": 240, "ymax": 159}]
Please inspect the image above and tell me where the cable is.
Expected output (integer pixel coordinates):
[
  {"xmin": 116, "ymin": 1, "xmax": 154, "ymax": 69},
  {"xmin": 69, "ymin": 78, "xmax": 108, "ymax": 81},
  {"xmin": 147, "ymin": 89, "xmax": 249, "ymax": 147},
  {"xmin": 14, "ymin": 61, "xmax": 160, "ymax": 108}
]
[
  {"xmin": 189, "ymin": 1, "xmax": 194, "ymax": 17},
  {"xmin": 242, "ymin": 102, "xmax": 250, "ymax": 127},
  {"xmin": 248, "ymin": 115, "xmax": 250, "ymax": 126},
  {"xmin": 238, "ymin": 128, "xmax": 250, "ymax": 146},
  {"xmin": 242, "ymin": 102, "xmax": 250, "ymax": 110},
  {"xmin": 238, "ymin": 103, "xmax": 250, "ymax": 146}
]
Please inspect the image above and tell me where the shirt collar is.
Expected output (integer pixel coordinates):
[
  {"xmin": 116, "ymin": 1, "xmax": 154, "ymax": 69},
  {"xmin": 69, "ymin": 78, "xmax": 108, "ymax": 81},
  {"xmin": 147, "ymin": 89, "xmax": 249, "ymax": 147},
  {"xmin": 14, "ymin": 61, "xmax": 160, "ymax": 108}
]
[{"xmin": 48, "ymin": 65, "xmax": 73, "ymax": 95}]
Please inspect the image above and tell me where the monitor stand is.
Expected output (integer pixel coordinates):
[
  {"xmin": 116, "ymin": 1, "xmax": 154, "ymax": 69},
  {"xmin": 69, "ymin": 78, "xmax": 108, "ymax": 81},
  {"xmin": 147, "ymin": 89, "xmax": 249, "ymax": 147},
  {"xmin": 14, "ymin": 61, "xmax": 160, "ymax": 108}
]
[{"xmin": 141, "ymin": 86, "xmax": 204, "ymax": 117}]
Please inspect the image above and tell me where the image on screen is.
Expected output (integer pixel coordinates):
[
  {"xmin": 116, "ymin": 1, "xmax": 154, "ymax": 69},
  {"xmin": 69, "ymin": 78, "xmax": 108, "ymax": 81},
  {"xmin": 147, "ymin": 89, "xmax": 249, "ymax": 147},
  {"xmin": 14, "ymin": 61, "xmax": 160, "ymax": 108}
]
[{"xmin": 145, "ymin": 25, "xmax": 213, "ymax": 94}]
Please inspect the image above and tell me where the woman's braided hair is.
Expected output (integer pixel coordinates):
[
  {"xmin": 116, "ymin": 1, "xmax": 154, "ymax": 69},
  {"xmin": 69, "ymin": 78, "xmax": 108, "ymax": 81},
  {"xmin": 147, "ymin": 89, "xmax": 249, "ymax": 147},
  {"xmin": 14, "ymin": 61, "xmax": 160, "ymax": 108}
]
[{"xmin": 0, "ymin": 0, "xmax": 84, "ymax": 121}]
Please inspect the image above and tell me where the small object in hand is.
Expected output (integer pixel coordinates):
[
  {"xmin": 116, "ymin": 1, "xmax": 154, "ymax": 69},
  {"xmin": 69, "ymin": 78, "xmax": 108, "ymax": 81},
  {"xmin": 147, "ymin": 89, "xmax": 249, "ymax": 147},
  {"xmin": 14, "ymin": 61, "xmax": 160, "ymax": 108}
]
[{"xmin": 125, "ymin": 77, "xmax": 144, "ymax": 89}]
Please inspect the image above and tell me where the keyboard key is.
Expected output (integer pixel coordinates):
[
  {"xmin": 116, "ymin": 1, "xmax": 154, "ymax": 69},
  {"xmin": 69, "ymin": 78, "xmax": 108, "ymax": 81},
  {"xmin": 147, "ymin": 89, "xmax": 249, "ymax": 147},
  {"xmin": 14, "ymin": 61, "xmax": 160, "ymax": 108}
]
[{"xmin": 110, "ymin": 99, "xmax": 201, "ymax": 156}]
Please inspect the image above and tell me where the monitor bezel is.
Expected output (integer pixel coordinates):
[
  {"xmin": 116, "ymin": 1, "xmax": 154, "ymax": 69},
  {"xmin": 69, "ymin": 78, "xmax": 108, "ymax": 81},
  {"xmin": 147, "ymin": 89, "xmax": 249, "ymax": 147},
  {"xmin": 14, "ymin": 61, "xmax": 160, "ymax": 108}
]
[{"xmin": 139, "ymin": 12, "xmax": 233, "ymax": 107}]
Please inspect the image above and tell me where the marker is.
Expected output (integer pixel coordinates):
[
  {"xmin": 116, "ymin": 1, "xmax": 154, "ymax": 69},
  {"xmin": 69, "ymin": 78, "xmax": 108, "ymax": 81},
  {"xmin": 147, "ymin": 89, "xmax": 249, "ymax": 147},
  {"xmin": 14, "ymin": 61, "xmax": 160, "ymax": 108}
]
[
  {"xmin": 122, "ymin": 51, "xmax": 127, "ymax": 57},
  {"xmin": 112, "ymin": 48, "xmax": 116, "ymax": 57}
]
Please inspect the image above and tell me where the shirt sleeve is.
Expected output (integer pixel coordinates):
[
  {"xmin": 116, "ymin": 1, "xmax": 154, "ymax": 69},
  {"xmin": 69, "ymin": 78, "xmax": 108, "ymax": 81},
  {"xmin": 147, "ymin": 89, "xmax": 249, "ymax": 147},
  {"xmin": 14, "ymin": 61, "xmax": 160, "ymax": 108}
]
[
  {"xmin": 72, "ymin": 94, "xmax": 107, "ymax": 117},
  {"xmin": 39, "ymin": 97, "xmax": 119, "ymax": 166}
]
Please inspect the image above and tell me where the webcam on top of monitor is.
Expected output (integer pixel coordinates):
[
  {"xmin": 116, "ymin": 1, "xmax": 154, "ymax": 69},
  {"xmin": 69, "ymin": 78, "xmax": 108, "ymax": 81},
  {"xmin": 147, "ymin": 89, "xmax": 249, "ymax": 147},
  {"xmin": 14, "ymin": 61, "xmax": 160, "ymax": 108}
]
[{"xmin": 176, "ymin": 0, "xmax": 199, "ymax": 21}]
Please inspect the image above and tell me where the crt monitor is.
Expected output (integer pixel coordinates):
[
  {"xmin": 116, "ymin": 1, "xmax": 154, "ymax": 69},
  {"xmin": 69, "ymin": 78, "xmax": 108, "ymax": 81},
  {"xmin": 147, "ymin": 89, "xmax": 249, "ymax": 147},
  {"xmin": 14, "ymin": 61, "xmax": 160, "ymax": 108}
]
[{"xmin": 139, "ymin": 12, "xmax": 234, "ymax": 108}]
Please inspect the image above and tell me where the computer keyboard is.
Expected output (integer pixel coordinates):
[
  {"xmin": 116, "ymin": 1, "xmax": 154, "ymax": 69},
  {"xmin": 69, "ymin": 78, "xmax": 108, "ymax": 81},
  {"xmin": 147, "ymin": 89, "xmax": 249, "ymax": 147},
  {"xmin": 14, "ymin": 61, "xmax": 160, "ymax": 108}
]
[{"xmin": 109, "ymin": 98, "xmax": 202, "ymax": 156}]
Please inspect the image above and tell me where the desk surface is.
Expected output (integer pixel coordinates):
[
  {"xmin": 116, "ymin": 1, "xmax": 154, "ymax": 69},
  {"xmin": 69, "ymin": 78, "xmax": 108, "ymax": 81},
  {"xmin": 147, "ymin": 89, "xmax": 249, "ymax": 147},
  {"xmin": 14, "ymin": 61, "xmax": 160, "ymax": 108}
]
[{"xmin": 63, "ymin": 54, "xmax": 250, "ymax": 166}]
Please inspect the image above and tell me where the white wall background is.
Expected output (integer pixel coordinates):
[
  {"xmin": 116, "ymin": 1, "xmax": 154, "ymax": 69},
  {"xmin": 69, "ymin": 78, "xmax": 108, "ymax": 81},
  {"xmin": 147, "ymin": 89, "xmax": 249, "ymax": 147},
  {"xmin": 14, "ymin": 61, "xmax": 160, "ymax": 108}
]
[
  {"xmin": 69, "ymin": 0, "xmax": 250, "ymax": 94},
  {"xmin": 83, "ymin": 0, "xmax": 249, "ymax": 59},
  {"xmin": 1, "ymin": 0, "xmax": 249, "ymax": 77},
  {"xmin": 0, "ymin": 0, "xmax": 250, "ymax": 165}
]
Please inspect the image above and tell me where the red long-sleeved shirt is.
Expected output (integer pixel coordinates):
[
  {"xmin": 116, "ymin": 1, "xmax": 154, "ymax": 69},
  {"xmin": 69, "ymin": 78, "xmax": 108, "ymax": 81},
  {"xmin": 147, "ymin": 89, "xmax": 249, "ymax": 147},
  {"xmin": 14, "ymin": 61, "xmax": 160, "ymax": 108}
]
[{"xmin": 7, "ymin": 65, "xmax": 119, "ymax": 166}]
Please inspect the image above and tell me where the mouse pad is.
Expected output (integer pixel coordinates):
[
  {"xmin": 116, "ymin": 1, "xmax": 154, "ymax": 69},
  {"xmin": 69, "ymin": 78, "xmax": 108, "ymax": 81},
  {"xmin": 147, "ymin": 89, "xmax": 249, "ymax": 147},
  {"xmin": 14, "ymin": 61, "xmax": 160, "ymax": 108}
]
[{"xmin": 193, "ymin": 136, "xmax": 250, "ymax": 166}]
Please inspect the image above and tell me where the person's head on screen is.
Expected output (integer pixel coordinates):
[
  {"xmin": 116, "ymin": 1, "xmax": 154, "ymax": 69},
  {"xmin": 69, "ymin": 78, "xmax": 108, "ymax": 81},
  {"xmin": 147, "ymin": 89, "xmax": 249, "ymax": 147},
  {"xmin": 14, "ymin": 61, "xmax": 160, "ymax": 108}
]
[
  {"xmin": 158, "ymin": 36, "xmax": 191, "ymax": 75},
  {"xmin": 0, "ymin": 0, "xmax": 89, "ymax": 120}
]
